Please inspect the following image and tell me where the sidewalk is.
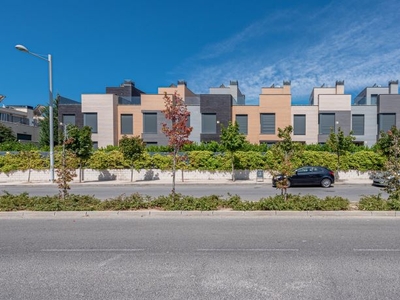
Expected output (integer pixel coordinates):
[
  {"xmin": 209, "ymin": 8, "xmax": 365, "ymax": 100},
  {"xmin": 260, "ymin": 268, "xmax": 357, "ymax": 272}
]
[{"xmin": 0, "ymin": 177, "xmax": 372, "ymax": 186}]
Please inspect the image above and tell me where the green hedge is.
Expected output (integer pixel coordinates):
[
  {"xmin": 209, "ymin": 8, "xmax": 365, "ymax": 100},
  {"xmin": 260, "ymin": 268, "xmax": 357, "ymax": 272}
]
[
  {"xmin": 0, "ymin": 149, "xmax": 386, "ymax": 173},
  {"xmin": 0, "ymin": 192, "xmax": 351, "ymax": 211}
]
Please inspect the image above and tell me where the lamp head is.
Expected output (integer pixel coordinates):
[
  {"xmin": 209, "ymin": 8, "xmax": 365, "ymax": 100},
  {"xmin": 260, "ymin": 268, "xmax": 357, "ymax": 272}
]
[{"xmin": 15, "ymin": 44, "xmax": 29, "ymax": 52}]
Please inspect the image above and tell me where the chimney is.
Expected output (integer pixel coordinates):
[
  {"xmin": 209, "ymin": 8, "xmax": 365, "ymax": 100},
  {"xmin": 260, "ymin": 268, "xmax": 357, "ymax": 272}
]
[
  {"xmin": 336, "ymin": 80, "xmax": 344, "ymax": 94},
  {"xmin": 389, "ymin": 80, "xmax": 398, "ymax": 94}
]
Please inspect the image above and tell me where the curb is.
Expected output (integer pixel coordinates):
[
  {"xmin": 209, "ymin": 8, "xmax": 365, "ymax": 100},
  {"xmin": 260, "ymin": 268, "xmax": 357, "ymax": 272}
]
[{"xmin": 0, "ymin": 210, "xmax": 398, "ymax": 219}]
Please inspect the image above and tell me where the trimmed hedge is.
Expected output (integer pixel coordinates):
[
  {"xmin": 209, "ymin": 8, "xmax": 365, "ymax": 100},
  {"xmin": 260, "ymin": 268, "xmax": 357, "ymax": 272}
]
[
  {"xmin": 0, "ymin": 192, "xmax": 351, "ymax": 212},
  {"xmin": 0, "ymin": 150, "xmax": 387, "ymax": 173}
]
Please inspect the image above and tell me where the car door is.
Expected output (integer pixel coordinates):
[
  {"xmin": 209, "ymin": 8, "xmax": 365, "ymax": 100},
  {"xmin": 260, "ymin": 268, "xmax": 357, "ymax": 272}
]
[
  {"xmin": 291, "ymin": 167, "xmax": 310, "ymax": 186},
  {"xmin": 307, "ymin": 167, "xmax": 322, "ymax": 185}
]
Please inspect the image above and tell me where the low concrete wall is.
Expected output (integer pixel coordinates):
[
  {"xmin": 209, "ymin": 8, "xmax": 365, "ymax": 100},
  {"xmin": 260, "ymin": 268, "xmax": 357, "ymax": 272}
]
[{"xmin": 0, "ymin": 169, "xmax": 371, "ymax": 183}]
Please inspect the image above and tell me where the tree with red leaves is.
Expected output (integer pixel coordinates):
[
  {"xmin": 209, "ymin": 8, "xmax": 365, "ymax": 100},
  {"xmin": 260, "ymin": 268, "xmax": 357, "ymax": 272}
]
[{"xmin": 161, "ymin": 91, "xmax": 193, "ymax": 196}]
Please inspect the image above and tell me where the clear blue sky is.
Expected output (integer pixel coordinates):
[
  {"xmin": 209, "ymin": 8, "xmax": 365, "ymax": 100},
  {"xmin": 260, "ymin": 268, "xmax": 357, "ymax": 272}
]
[{"xmin": 1, "ymin": 0, "xmax": 399, "ymax": 107}]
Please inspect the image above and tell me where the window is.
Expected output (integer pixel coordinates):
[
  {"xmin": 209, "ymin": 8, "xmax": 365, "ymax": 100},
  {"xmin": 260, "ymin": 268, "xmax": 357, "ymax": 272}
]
[
  {"xmin": 63, "ymin": 114, "xmax": 76, "ymax": 126},
  {"xmin": 17, "ymin": 133, "xmax": 32, "ymax": 141},
  {"xmin": 84, "ymin": 113, "xmax": 98, "ymax": 133},
  {"xmin": 352, "ymin": 114, "xmax": 364, "ymax": 135},
  {"xmin": 371, "ymin": 94, "xmax": 378, "ymax": 105},
  {"xmin": 143, "ymin": 113, "xmax": 157, "ymax": 134},
  {"xmin": 120, "ymin": 114, "xmax": 133, "ymax": 135},
  {"xmin": 293, "ymin": 115, "xmax": 306, "ymax": 135},
  {"xmin": 92, "ymin": 141, "xmax": 98, "ymax": 150},
  {"xmin": 379, "ymin": 113, "xmax": 395, "ymax": 133},
  {"xmin": 236, "ymin": 115, "xmax": 248, "ymax": 135},
  {"xmin": 319, "ymin": 113, "xmax": 335, "ymax": 135},
  {"xmin": 260, "ymin": 113, "xmax": 275, "ymax": 134},
  {"xmin": 202, "ymin": 113, "xmax": 216, "ymax": 133}
]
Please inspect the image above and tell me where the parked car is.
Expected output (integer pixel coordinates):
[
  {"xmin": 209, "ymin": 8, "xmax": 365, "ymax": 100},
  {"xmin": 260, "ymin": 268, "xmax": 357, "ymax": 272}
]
[
  {"xmin": 370, "ymin": 171, "xmax": 400, "ymax": 187},
  {"xmin": 272, "ymin": 166, "xmax": 335, "ymax": 188}
]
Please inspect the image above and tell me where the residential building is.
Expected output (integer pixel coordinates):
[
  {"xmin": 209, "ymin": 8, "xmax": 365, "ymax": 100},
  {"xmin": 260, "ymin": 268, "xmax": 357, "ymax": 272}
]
[{"xmin": 0, "ymin": 104, "xmax": 40, "ymax": 143}]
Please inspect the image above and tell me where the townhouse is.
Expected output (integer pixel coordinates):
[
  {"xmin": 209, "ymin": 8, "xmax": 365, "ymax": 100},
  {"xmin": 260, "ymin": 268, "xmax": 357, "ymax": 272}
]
[{"xmin": 58, "ymin": 79, "xmax": 400, "ymax": 148}]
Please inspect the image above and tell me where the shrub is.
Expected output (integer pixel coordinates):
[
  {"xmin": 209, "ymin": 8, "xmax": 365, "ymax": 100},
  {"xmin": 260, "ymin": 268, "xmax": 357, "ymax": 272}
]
[
  {"xmin": 358, "ymin": 194, "xmax": 388, "ymax": 211},
  {"xmin": 322, "ymin": 196, "xmax": 350, "ymax": 210},
  {"xmin": 100, "ymin": 193, "xmax": 151, "ymax": 210}
]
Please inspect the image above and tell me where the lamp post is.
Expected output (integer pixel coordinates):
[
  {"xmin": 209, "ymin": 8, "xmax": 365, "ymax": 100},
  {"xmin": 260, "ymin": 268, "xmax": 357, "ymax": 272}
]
[{"xmin": 15, "ymin": 44, "xmax": 54, "ymax": 182}]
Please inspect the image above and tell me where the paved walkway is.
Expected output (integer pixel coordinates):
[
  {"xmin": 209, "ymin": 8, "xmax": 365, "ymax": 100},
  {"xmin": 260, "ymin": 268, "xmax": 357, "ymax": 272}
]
[{"xmin": 0, "ymin": 177, "xmax": 372, "ymax": 186}]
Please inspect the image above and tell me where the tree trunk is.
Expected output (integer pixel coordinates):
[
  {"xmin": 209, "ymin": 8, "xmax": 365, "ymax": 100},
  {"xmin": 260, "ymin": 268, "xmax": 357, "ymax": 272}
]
[
  {"xmin": 172, "ymin": 149, "xmax": 177, "ymax": 196},
  {"xmin": 130, "ymin": 165, "xmax": 134, "ymax": 182},
  {"xmin": 231, "ymin": 154, "xmax": 235, "ymax": 182}
]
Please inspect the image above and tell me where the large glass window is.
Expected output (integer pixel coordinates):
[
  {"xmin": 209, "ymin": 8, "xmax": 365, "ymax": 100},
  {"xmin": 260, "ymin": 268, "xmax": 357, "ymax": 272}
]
[
  {"xmin": 371, "ymin": 94, "xmax": 378, "ymax": 105},
  {"xmin": 143, "ymin": 113, "xmax": 157, "ymax": 134},
  {"xmin": 83, "ymin": 113, "xmax": 98, "ymax": 133},
  {"xmin": 293, "ymin": 114, "xmax": 306, "ymax": 135},
  {"xmin": 236, "ymin": 115, "xmax": 248, "ymax": 135},
  {"xmin": 260, "ymin": 113, "xmax": 275, "ymax": 134},
  {"xmin": 379, "ymin": 113, "xmax": 395, "ymax": 133},
  {"xmin": 63, "ymin": 114, "xmax": 76, "ymax": 126},
  {"xmin": 352, "ymin": 114, "xmax": 364, "ymax": 135},
  {"xmin": 319, "ymin": 113, "xmax": 335, "ymax": 135},
  {"xmin": 120, "ymin": 114, "xmax": 133, "ymax": 135},
  {"xmin": 202, "ymin": 113, "xmax": 216, "ymax": 133}
]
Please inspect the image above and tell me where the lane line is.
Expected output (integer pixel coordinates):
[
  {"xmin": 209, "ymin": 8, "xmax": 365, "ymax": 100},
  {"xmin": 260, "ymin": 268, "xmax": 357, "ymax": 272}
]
[
  {"xmin": 41, "ymin": 249, "xmax": 145, "ymax": 252},
  {"xmin": 197, "ymin": 249, "xmax": 299, "ymax": 252},
  {"xmin": 353, "ymin": 249, "xmax": 400, "ymax": 252}
]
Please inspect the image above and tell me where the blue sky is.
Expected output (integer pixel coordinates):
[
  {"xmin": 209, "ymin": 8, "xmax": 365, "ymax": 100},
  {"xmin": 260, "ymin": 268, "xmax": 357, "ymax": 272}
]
[{"xmin": 1, "ymin": 0, "xmax": 399, "ymax": 107}]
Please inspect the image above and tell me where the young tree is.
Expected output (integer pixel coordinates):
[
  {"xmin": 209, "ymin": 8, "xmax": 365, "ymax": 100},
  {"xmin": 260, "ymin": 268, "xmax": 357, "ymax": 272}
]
[
  {"xmin": 161, "ymin": 91, "xmax": 192, "ymax": 196},
  {"xmin": 326, "ymin": 127, "xmax": 355, "ymax": 176},
  {"xmin": 119, "ymin": 135, "xmax": 145, "ymax": 182},
  {"xmin": 270, "ymin": 125, "xmax": 303, "ymax": 199},
  {"xmin": 220, "ymin": 121, "xmax": 246, "ymax": 181},
  {"xmin": 0, "ymin": 123, "xmax": 16, "ymax": 143},
  {"xmin": 375, "ymin": 126, "xmax": 400, "ymax": 198},
  {"xmin": 64, "ymin": 125, "xmax": 93, "ymax": 182}
]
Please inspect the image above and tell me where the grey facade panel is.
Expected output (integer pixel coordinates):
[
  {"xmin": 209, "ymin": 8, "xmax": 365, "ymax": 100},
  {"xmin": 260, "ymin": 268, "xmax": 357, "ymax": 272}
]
[
  {"xmin": 141, "ymin": 111, "xmax": 170, "ymax": 145},
  {"xmin": 351, "ymin": 106, "xmax": 377, "ymax": 146},
  {"xmin": 318, "ymin": 111, "xmax": 351, "ymax": 143},
  {"xmin": 378, "ymin": 94, "xmax": 400, "ymax": 128},
  {"xmin": 187, "ymin": 106, "xmax": 201, "ymax": 143}
]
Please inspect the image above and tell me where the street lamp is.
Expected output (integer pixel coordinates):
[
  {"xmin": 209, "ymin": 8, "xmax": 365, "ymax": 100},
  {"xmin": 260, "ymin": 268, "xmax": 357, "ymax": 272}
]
[{"xmin": 15, "ymin": 44, "xmax": 54, "ymax": 182}]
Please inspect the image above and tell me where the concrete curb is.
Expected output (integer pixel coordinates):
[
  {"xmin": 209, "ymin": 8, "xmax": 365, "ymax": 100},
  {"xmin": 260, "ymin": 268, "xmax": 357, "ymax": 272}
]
[{"xmin": 0, "ymin": 210, "xmax": 398, "ymax": 219}]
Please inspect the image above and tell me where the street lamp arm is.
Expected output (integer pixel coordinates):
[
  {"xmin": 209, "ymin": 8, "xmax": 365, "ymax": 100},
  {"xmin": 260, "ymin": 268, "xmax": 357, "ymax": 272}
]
[{"xmin": 15, "ymin": 44, "xmax": 49, "ymax": 62}]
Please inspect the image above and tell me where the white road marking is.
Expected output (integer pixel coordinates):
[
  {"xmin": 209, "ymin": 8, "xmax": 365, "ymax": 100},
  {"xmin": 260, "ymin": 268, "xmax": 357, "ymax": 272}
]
[
  {"xmin": 353, "ymin": 249, "xmax": 400, "ymax": 252},
  {"xmin": 197, "ymin": 248, "xmax": 299, "ymax": 252},
  {"xmin": 42, "ymin": 249, "xmax": 145, "ymax": 252}
]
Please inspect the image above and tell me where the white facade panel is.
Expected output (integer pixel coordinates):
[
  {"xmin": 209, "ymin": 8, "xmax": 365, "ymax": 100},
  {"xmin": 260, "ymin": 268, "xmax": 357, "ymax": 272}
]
[
  {"xmin": 81, "ymin": 94, "xmax": 118, "ymax": 148},
  {"xmin": 291, "ymin": 106, "xmax": 318, "ymax": 144}
]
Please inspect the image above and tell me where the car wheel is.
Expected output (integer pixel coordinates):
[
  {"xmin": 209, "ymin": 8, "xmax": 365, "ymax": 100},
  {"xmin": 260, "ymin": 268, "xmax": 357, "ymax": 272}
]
[
  {"xmin": 321, "ymin": 178, "xmax": 331, "ymax": 188},
  {"xmin": 286, "ymin": 179, "xmax": 291, "ymax": 188}
]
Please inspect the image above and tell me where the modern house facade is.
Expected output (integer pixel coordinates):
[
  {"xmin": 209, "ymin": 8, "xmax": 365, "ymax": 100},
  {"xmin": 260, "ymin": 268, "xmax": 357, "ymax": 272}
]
[
  {"xmin": 57, "ymin": 79, "xmax": 400, "ymax": 148},
  {"xmin": 0, "ymin": 104, "xmax": 41, "ymax": 143}
]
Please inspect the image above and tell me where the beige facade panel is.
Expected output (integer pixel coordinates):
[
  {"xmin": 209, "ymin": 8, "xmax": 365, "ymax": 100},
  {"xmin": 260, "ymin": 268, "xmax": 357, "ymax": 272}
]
[
  {"xmin": 232, "ymin": 106, "xmax": 260, "ymax": 144},
  {"xmin": 117, "ymin": 105, "xmax": 143, "ymax": 142},
  {"xmin": 140, "ymin": 94, "xmax": 166, "ymax": 111},
  {"xmin": 260, "ymin": 84, "xmax": 291, "ymax": 95},
  {"xmin": 291, "ymin": 106, "xmax": 319, "ymax": 144},
  {"xmin": 82, "ymin": 94, "xmax": 118, "ymax": 148},
  {"xmin": 319, "ymin": 94, "xmax": 351, "ymax": 111}
]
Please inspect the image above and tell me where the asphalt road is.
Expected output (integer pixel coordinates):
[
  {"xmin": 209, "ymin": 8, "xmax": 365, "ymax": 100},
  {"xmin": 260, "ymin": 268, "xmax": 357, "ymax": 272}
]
[
  {"xmin": 1, "ymin": 217, "xmax": 400, "ymax": 300},
  {"xmin": 0, "ymin": 182, "xmax": 388, "ymax": 202}
]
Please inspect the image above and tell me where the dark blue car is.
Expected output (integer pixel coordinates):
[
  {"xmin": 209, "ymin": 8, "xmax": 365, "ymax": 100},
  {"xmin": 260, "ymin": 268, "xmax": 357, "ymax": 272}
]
[{"xmin": 272, "ymin": 166, "xmax": 335, "ymax": 188}]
